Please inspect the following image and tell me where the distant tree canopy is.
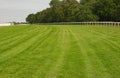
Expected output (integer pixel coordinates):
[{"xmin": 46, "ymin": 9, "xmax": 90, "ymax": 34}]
[{"xmin": 26, "ymin": 0, "xmax": 120, "ymax": 23}]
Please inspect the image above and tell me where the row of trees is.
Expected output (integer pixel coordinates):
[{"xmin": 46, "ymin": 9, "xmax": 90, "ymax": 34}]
[{"xmin": 26, "ymin": 0, "xmax": 120, "ymax": 23}]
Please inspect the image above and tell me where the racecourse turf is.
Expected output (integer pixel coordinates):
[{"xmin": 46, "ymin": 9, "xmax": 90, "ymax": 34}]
[{"xmin": 0, "ymin": 25, "xmax": 120, "ymax": 78}]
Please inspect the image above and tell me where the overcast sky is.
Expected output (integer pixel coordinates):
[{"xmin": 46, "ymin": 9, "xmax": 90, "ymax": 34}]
[{"xmin": 0, "ymin": 0, "xmax": 51, "ymax": 22}]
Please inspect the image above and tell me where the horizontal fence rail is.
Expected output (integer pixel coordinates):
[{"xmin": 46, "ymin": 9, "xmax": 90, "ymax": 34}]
[{"xmin": 35, "ymin": 22, "xmax": 120, "ymax": 26}]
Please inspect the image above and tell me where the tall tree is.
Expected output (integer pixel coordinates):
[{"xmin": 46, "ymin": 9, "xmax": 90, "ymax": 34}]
[
  {"xmin": 26, "ymin": 14, "xmax": 36, "ymax": 23},
  {"xmin": 63, "ymin": 0, "xmax": 80, "ymax": 21},
  {"xmin": 112, "ymin": 5, "xmax": 120, "ymax": 21},
  {"xmin": 50, "ymin": 0, "xmax": 64, "ymax": 22},
  {"xmin": 26, "ymin": 0, "xmax": 120, "ymax": 23},
  {"xmin": 50, "ymin": 0, "xmax": 62, "ymax": 7},
  {"xmin": 93, "ymin": 0, "xmax": 116, "ymax": 21},
  {"xmin": 76, "ymin": 5, "xmax": 99, "ymax": 21}
]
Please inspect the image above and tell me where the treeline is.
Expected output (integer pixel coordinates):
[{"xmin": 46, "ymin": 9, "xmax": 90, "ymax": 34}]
[{"xmin": 26, "ymin": 0, "xmax": 120, "ymax": 23}]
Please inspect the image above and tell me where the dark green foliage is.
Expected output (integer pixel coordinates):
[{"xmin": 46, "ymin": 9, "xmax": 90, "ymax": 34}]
[
  {"xmin": 111, "ymin": 0, "xmax": 120, "ymax": 21},
  {"xmin": 112, "ymin": 5, "xmax": 120, "ymax": 21},
  {"xmin": 63, "ymin": 0, "xmax": 80, "ymax": 22},
  {"xmin": 50, "ymin": 1, "xmax": 65, "ymax": 22},
  {"xmin": 26, "ymin": 0, "xmax": 120, "ymax": 23},
  {"xmin": 93, "ymin": 0, "xmax": 115, "ymax": 21},
  {"xmin": 76, "ymin": 5, "xmax": 99, "ymax": 22},
  {"xmin": 26, "ymin": 14, "xmax": 36, "ymax": 24}
]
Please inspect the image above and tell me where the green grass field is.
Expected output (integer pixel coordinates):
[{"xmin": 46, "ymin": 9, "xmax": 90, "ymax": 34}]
[{"xmin": 0, "ymin": 25, "xmax": 120, "ymax": 78}]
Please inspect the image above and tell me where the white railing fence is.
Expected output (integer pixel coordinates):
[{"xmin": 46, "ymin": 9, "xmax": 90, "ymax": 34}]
[{"xmin": 37, "ymin": 22, "xmax": 120, "ymax": 26}]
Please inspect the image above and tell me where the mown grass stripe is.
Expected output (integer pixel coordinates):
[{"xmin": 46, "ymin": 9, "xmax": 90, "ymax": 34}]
[
  {"xmin": 45, "ymin": 29, "xmax": 68, "ymax": 78},
  {"xmin": 31, "ymin": 27, "xmax": 60, "ymax": 78},
  {"xmin": 68, "ymin": 27, "xmax": 94, "ymax": 78},
  {"xmin": 0, "ymin": 27, "xmax": 47, "ymax": 54},
  {"xmin": 0, "ymin": 27, "xmax": 49, "ymax": 63},
  {"xmin": 71, "ymin": 26, "xmax": 119, "ymax": 78},
  {"xmin": 0, "ymin": 26, "xmax": 57, "ymax": 78},
  {"xmin": 0, "ymin": 26, "xmax": 44, "ymax": 46},
  {"xmin": 0, "ymin": 26, "xmax": 31, "ymax": 41},
  {"xmin": 0, "ymin": 25, "xmax": 119, "ymax": 78},
  {"xmin": 8, "ymin": 27, "xmax": 54, "ymax": 78}
]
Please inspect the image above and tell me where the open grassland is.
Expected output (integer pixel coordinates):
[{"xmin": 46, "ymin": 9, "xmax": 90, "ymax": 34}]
[{"xmin": 0, "ymin": 25, "xmax": 120, "ymax": 78}]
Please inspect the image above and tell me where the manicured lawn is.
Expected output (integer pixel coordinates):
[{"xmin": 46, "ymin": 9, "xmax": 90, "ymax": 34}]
[{"xmin": 0, "ymin": 25, "xmax": 120, "ymax": 78}]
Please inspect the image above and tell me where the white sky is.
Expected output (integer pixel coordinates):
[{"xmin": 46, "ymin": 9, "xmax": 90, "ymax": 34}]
[
  {"xmin": 0, "ymin": 0, "xmax": 79, "ymax": 22},
  {"xmin": 0, "ymin": 0, "xmax": 50, "ymax": 22}
]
